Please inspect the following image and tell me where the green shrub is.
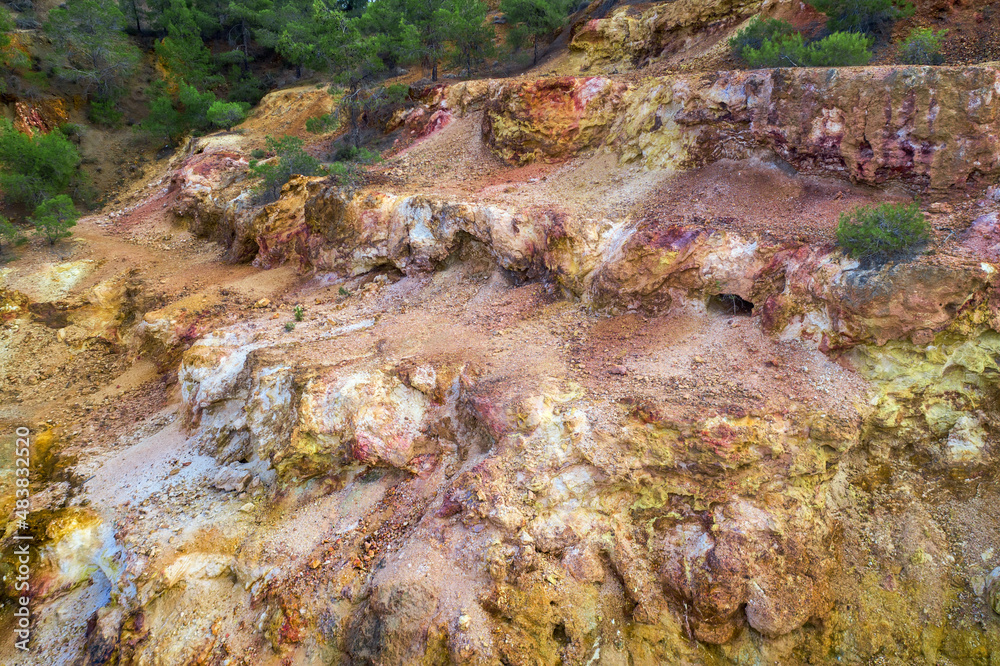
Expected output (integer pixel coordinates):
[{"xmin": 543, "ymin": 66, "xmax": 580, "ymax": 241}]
[
  {"xmin": 305, "ymin": 112, "xmax": 340, "ymax": 134},
  {"xmin": 206, "ymin": 100, "xmax": 248, "ymax": 130},
  {"xmin": 88, "ymin": 98, "xmax": 124, "ymax": 127},
  {"xmin": 225, "ymin": 71, "xmax": 268, "ymax": 106},
  {"xmin": 333, "ymin": 144, "xmax": 382, "ymax": 163},
  {"xmin": 835, "ymin": 202, "xmax": 929, "ymax": 264},
  {"xmin": 743, "ymin": 31, "xmax": 871, "ymax": 67},
  {"xmin": 805, "ymin": 31, "xmax": 872, "ymax": 66},
  {"xmin": 730, "ymin": 17, "xmax": 796, "ymax": 61},
  {"xmin": 743, "ymin": 33, "xmax": 808, "ymax": 68},
  {"xmin": 898, "ymin": 27, "xmax": 946, "ymax": 64},
  {"xmin": 249, "ymin": 135, "xmax": 322, "ymax": 204},
  {"xmin": 250, "ymin": 148, "xmax": 267, "ymax": 159},
  {"xmin": 809, "ymin": 0, "xmax": 913, "ymax": 38},
  {"xmin": 141, "ymin": 80, "xmax": 217, "ymax": 142},
  {"xmin": 0, "ymin": 120, "xmax": 81, "ymax": 206},
  {"xmin": 0, "ymin": 215, "xmax": 20, "ymax": 254},
  {"xmin": 30, "ymin": 195, "xmax": 78, "ymax": 245}
]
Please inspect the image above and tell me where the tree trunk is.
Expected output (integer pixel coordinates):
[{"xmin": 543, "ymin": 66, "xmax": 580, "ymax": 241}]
[
  {"xmin": 432, "ymin": 59, "xmax": 437, "ymax": 82},
  {"xmin": 242, "ymin": 23, "xmax": 250, "ymax": 71},
  {"xmin": 533, "ymin": 37, "xmax": 538, "ymax": 65}
]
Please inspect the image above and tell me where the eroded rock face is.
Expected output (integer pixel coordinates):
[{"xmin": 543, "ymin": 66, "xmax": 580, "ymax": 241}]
[
  {"xmin": 569, "ymin": 0, "xmax": 768, "ymax": 71},
  {"xmin": 486, "ymin": 67, "xmax": 1000, "ymax": 191},
  {"xmin": 483, "ymin": 77, "xmax": 629, "ymax": 164}
]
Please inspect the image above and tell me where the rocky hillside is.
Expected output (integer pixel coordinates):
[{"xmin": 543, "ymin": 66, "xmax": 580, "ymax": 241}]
[{"xmin": 4, "ymin": 1, "xmax": 1000, "ymax": 664}]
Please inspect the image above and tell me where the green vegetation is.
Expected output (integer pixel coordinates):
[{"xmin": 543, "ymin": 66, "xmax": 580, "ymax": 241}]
[
  {"xmin": 898, "ymin": 27, "xmax": 946, "ymax": 64},
  {"xmin": 294, "ymin": 305, "xmax": 305, "ymax": 321},
  {"xmin": 735, "ymin": 17, "xmax": 872, "ymax": 67},
  {"xmin": 0, "ymin": 0, "xmax": 572, "ymax": 222},
  {"xmin": 284, "ymin": 321, "xmax": 296, "ymax": 332},
  {"xmin": 88, "ymin": 99, "xmax": 124, "ymax": 127},
  {"xmin": 0, "ymin": 8, "xmax": 28, "ymax": 91},
  {"xmin": 141, "ymin": 80, "xmax": 218, "ymax": 141},
  {"xmin": 248, "ymin": 134, "xmax": 322, "ymax": 203},
  {"xmin": 438, "ymin": 0, "xmax": 495, "ymax": 74},
  {"xmin": 809, "ymin": 0, "xmax": 914, "ymax": 38},
  {"xmin": 0, "ymin": 120, "xmax": 81, "ymax": 207},
  {"xmin": 43, "ymin": 0, "xmax": 142, "ymax": 99},
  {"xmin": 30, "ymin": 195, "xmax": 78, "ymax": 245},
  {"xmin": 729, "ymin": 17, "xmax": 796, "ymax": 58},
  {"xmin": 206, "ymin": 100, "xmax": 249, "ymax": 130},
  {"xmin": 0, "ymin": 216, "xmax": 20, "ymax": 254},
  {"xmin": 804, "ymin": 31, "xmax": 873, "ymax": 66},
  {"xmin": 501, "ymin": 0, "xmax": 573, "ymax": 65},
  {"xmin": 835, "ymin": 202, "xmax": 930, "ymax": 264}
]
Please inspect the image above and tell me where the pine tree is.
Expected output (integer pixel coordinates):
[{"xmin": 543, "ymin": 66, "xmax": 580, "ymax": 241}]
[
  {"xmin": 0, "ymin": 120, "xmax": 81, "ymax": 207},
  {"xmin": 155, "ymin": 0, "xmax": 220, "ymax": 88},
  {"xmin": 44, "ymin": 0, "xmax": 142, "ymax": 98},
  {"xmin": 226, "ymin": 0, "xmax": 274, "ymax": 70},
  {"xmin": 436, "ymin": 0, "xmax": 494, "ymax": 75},
  {"xmin": 500, "ymin": 0, "xmax": 573, "ymax": 65},
  {"xmin": 31, "ymin": 196, "xmax": 79, "ymax": 245}
]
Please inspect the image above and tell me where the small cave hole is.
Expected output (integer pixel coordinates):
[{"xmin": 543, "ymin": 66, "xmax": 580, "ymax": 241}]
[
  {"xmin": 710, "ymin": 293, "xmax": 754, "ymax": 316},
  {"xmin": 552, "ymin": 622, "xmax": 569, "ymax": 647}
]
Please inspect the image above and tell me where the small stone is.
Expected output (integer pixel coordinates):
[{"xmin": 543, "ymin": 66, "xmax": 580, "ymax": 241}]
[
  {"xmin": 988, "ymin": 568, "xmax": 1000, "ymax": 614},
  {"xmin": 458, "ymin": 613, "xmax": 471, "ymax": 631},
  {"xmin": 240, "ymin": 502, "xmax": 255, "ymax": 513},
  {"xmin": 693, "ymin": 356, "xmax": 705, "ymax": 364},
  {"xmin": 253, "ymin": 298, "xmax": 271, "ymax": 308},
  {"xmin": 607, "ymin": 365, "xmax": 627, "ymax": 376}
]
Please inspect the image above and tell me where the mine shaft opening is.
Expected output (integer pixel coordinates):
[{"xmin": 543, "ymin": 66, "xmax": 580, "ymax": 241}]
[{"xmin": 710, "ymin": 293, "xmax": 754, "ymax": 316}]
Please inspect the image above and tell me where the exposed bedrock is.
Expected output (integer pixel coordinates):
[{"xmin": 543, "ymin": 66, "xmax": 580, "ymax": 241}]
[
  {"xmin": 484, "ymin": 66, "xmax": 1000, "ymax": 191},
  {"xmin": 226, "ymin": 176, "xmax": 1000, "ymax": 351},
  {"xmin": 568, "ymin": 0, "xmax": 771, "ymax": 69}
]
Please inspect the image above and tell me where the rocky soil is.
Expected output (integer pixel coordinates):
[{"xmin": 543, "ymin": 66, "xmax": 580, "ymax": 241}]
[{"xmin": 3, "ymin": 9, "xmax": 1000, "ymax": 665}]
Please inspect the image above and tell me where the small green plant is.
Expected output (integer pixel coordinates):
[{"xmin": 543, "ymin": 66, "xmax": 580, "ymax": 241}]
[
  {"xmin": 88, "ymin": 98, "xmax": 123, "ymax": 127},
  {"xmin": 730, "ymin": 17, "xmax": 796, "ymax": 61},
  {"xmin": 305, "ymin": 112, "xmax": 340, "ymax": 134},
  {"xmin": 59, "ymin": 123, "xmax": 84, "ymax": 138},
  {"xmin": 809, "ymin": 0, "xmax": 914, "ymax": 38},
  {"xmin": 835, "ymin": 201, "xmax": 930, "ymax": 265},
  {"xmin": 294, "ymin": 305, "xmax": 304, "ymax": 321},
  {"xmin": 30, "ymin": 195, "xmax": 79, "ymax": 245},
  {"xmin": 249, "ymin": 134, "xmax": 321, "ymax": 204},
  {"xmin": 250, "ymin": 148, "xmax": 267, "ymax": 159},
  {"xmin": 898, "ymin": 27, "xmax": 946, "ymax": 65},
  {"xmin": 338, "ymin": 286, "xmax": 351, "ymax": 297},
  {"xmin": 284, "ymin": 321, "xmax": 296, "ymax": 332},
  {"xmin": 206, "ymin": 100, "xmax": 248, "ymax": 130},
  {"xmin": 0, "ymin": 216, "xmax": 21, "ymax": 255}
]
